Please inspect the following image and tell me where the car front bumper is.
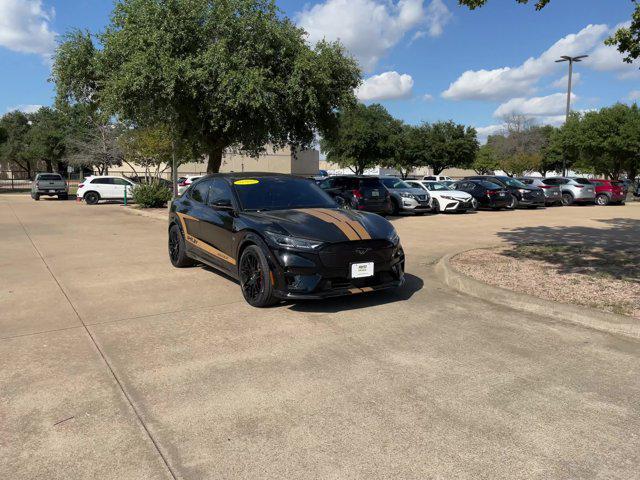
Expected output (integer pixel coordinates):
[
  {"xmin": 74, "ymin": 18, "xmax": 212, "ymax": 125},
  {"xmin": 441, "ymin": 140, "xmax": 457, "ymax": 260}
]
[
  {"xmin": 268, "ymin": 240, "xmax": 406, "ymax": 299},
  {"xmin": 400, "ymin": 197, "xmax": 431, "ymax": 213},
  {"xmin": 440, "ymin": 198, "xmax": 474, "ymax": 211}
]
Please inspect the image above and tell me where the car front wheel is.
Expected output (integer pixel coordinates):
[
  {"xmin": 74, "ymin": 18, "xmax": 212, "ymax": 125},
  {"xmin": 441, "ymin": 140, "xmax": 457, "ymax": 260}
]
[
  {"xmin": 239, "ymin": 245, "xmax": 278, "ymax": 308},
  {"xmin": 168, "ymin": 224, "xmax": 195, "ymax": 268},
  {"xmin": 561, "ymin": 193, "xmax": 574, "ymax": 206}
]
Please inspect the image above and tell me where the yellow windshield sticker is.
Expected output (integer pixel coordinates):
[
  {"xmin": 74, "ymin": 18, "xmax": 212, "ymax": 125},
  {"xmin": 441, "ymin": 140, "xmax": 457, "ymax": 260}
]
[{"xmin": 234, "ymin": 179, "xmax": 259, "ymax": 185}]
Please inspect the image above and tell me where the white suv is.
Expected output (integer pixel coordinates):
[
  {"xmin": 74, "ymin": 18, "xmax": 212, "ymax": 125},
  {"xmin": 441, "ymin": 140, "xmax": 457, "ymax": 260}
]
[
  {"xmin": 177, "ymin": 175, "xmax": 203, "ymax": 195},
  {"xmin": 77, "ymin": 176, "xmax": 136, "ymax": 205}
]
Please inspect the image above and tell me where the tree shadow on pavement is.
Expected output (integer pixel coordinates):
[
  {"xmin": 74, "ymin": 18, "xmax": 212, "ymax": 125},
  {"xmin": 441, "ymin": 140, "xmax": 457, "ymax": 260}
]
[
  {"xmin": 496, "ymin": 218, "xmax": 640, "ymax": 284},
  {"xmin": 286, "ymin": 273, "xmax": 424, "ymax": 313}
]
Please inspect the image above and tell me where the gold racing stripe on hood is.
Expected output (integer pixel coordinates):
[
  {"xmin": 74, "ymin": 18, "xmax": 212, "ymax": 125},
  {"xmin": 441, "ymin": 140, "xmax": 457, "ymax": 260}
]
[
  {"xmin": 296, "ymin": 209, "xmax": 361, "ymax": 241},
  {"xmin": 317, "ymin": 209, "xmax": 372, "ymax": 240}
]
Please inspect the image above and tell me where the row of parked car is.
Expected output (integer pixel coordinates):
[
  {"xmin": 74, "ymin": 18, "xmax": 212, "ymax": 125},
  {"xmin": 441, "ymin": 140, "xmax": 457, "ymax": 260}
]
[
  {"xmin": 312, "ymin": 174, "xmax": 630, "ymax": 216},
  {"xmin": 29, "ymin": 171, "xmax": 633, "ymax": 212}
]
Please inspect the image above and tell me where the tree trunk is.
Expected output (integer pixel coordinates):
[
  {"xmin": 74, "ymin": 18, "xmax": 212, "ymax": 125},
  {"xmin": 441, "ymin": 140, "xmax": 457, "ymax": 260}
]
[
  {"xmin": 433, "ymin": 165, "xmax": 444, "ymax": 175},
  {"xmin": 206, "ymin": 142, "xmax": 225, "ymax": 174},
  {"xmin": 45, "ymin": 159, "xmax": 53, "ymax": 173}
]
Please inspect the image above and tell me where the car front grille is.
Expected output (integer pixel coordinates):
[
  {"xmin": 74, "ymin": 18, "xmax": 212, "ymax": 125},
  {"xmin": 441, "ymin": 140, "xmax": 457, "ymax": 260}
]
[{"xmin": 319, "ymin": 240, "xmax": 394, "ymax": 268}]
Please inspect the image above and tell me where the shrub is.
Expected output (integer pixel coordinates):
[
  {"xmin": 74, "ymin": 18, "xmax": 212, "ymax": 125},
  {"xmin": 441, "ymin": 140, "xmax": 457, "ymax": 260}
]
[{"xmin": 132, "ymin": 182, "xmax": 172, "ymax": 208}]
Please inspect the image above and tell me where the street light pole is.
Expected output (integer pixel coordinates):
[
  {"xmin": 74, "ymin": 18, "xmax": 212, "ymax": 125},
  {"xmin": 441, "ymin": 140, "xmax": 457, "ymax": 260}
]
[{"xmin": 555, "ymin": 55, "xmax": 588, "ymax": 176}]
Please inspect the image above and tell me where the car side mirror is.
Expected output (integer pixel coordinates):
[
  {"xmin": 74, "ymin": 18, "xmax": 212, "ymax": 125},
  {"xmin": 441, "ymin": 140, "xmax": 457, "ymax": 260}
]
[{"xmin": 335, "ymin": 196, "xmax": 346, "ymax": 207}]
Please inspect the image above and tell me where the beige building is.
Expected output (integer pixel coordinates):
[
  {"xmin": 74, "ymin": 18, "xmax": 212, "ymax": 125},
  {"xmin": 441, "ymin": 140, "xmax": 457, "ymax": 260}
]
[{"xmin": 114, "ymin": 145, "xmax": 319, "ymax": 177}]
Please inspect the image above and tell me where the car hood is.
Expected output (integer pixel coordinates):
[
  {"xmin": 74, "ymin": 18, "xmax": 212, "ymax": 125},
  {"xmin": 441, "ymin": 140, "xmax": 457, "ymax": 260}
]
[
  {"xmin": 433, "ymin": 189, "xmax": 471, "ymax": 199},
  {"xmin": 390, "ymin": 188, "xmax": 428, "ymax": 195},
  {"xmin": 241, "ymin": 208, "xmax": 395, "ymax": 243}
]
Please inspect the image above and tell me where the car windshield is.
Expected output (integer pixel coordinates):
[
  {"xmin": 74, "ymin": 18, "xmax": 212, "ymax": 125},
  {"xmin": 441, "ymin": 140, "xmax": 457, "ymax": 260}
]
[
  {"xmin": 382, "ymin": 178, "xmax": 411, "ymax": 189},
  {"xmin": 425, "ymin": 182, "xmax": 450, "ymax": 191},
  {"xmin": 234, "ymin": 177, "xmax": 337, "ymax": 211},
  {"xmin": 498, "ymin": 177, "xmax": 528, "ymax": 188}
]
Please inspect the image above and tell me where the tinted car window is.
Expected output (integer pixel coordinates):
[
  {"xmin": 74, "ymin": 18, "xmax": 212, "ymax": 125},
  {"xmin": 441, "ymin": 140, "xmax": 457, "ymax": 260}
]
[
  {"xmin": 519, "ymin": 178, "xmax": 534, "ymax": 185},
  {"xmin": 574, "ymin": 178, "xmax": 592, "ymax": 185},
  {"xmin": 358, "ymin": 178, "xmax": 384, "ymax": 188},
  {"xmin": 478, "ymin": 181, "xmax": 501, "ymax": 190},
  {"xmin": 37, "ymin": 174, "xmax": 63, "ymax": 181},
  {"xmin": 112, "ymin": 178, "xmax": 131, "ymax": 186},
  {"xmin": 234, "ymin": 177, "xmax": 336, "ymax": 211},
  {"xmin": 319, "ymin": 178, "xmax": 336, "ymax": 189},
  {"xmin": 190, "ymin": 181, "xmax": 209, "ymax": 203},
  {"xmin": 91, "ymin": 178, "xmax": 114, "ymax": 185},
  {"xmin": 208, "ymin": 178, "xmax": 234, "ymax": 206}
]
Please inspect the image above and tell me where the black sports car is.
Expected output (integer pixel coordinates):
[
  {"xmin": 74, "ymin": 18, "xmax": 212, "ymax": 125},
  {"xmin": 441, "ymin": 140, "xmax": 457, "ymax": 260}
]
[{"xmin": 169, "ymin": 173, "xmax": 405, "ymax": 307}]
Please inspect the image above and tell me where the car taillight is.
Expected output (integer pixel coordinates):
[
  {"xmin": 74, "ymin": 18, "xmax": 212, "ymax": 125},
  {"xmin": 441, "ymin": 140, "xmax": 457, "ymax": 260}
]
[
  {"xmin": 178, "ymin": 181, "xmax": 188, "ymax": 187},
  {"xmin": 352, "ymin": 189, "xmax": 363, "ymax": 199},
  {"xmin": 575, "ymin": 185, "xmax": 584, "ymax": 188},
  {"xmin": 539, "ymin": 185, "xmax": 553, "ymax": 189},
  {"xmin": 487, "ymin": 190, "xmax": 498, "ymax": 195},
  {"xmin": 78, "ymin": 184, "xmax": 84, "ymax": 188}
]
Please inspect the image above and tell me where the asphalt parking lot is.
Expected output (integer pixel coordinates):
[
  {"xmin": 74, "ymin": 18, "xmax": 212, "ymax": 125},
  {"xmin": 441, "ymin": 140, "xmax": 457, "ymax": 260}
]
[{"xmin": 2, "ymin": 195, "xmax": 640, "ymax": 479}]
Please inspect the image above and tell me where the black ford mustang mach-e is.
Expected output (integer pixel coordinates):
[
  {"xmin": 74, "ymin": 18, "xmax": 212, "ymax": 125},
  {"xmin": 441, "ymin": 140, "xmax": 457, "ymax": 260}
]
[{"xmin": 169, "ymin": 173, "xmax": 405, "ymax": 307}]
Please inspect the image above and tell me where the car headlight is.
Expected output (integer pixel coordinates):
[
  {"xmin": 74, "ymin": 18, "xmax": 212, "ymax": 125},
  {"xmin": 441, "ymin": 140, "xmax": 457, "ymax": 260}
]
[
  {"xmin": 265, "ymin": 231, "xmax": 324, "ymax": 251},
  {"xmin": 387, "ymin": 228, "xmax": 400, "ymax": 245},
  {"xmin": 440, "ymin": 195, "xmax": 456, "ymax": 200},
  {"xmin": 519, "ymin": 189, "xmax": 528, "ymax": 194},
  {"xmin": 399, "ymin": 192, "xmax": 415, "ymax": 198}
]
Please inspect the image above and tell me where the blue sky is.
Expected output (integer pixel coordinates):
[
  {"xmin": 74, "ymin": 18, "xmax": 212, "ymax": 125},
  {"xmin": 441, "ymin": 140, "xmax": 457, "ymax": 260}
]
[{"xmin": 1, "ymin": 0, "xmax": 638, "ymax": 141}]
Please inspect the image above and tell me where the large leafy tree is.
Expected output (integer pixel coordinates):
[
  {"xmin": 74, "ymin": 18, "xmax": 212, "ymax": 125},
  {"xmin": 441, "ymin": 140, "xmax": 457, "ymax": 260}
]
[
  {"xmin": 321, "ymin": 103, "xmax": 400, "ymax": 175},
  {"xmin": 53, "ymin": 0, "xmax": 360, "ymax": 175},
  {"xmin": 385, "ymin": 124, "xmax": 425, "ymax": 179},
  {"xmin": 25, "ymin": 107, "xmax": 68, "ymax": 173},
  {"xmin": 0, "ymin": 111, "xmax": 33, "ymax": 178},
  {"xmin": 576, "ymin": 103, "xmax": 640, "ymax": 179},
  {"xmin": 458, "ymin": 0, "xmax": 640, "ymax": 66},
  {"xmin": 472, "ymin": 144, "xmax": 500, "ymax": 174},
  {"xmin": 421, "ymin": 121, "xmax": 478, "ymax": 175}
]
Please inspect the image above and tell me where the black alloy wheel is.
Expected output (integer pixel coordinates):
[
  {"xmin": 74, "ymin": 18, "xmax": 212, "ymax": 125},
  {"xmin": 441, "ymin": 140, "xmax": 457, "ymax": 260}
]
[
  {"xmin": 239, "ymin": 245, "xmax": 277, "ymax": 307},
  {"xmin": 561, "ymin": 192, "xmax": 574, "ymax": 206},
  {"xmin": 84, "ymin": 191, "xmax": 100, "ymax": 205},
  {"xmin": 168, "ymin": 224, "xmax": 195, "ymax": 268},
  {"xmin": 432, "ymin": 199, "xmax": 441, "ymax": 214},
  {"xmin": 508, "ymin": 195, "xmax": 518, "ymax": 209}
]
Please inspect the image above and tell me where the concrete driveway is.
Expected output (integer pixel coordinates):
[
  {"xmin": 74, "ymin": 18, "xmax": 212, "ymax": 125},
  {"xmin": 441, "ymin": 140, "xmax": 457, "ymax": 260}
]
[{"xmin": 2, "ymin": 195, "xmax": 639, "ymax": 479}]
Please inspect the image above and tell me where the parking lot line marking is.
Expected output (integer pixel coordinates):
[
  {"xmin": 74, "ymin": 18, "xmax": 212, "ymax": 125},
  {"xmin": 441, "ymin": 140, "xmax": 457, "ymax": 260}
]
[{"xmin": 7, "ymin": 202, "xmax": 179, "ymax": 480}]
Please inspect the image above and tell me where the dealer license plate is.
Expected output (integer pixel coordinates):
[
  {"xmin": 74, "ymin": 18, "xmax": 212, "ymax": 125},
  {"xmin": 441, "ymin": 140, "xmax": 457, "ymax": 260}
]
[
  {"xmin": 49, "ymin": 190, "xmax": 55, "ymax": 193},
  {"xmin": 371, "ymin": 190, "xmax": 379, "ymax": 197},
  {"xmin": 351, "ymin": 262, "xmax": 374, "ymax": 279}
]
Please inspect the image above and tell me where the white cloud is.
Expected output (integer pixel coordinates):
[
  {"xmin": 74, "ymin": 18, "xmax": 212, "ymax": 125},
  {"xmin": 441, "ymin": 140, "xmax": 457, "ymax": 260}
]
[
  {"xmin": 551, "ymin": 72, "xmax": 580, "ymax": 89},
  {"xmin": 6, "ymin": 104, "xmax": 43, "ymax": 114},
  {"xmin": 493, "ymin": 93, "xmax": 576, "ymax": 118},
  {"xmin": 356, "ymin": 71, "xmax": 414, "ymax": 101},
  {"xmin": 0, "ymin": 0, "xmax": 56, "ymax": 58},
  {"xmin": 628, "ymin": 90, "xmax": 640, "ymax": 101},
  {"xmin": 442, "ymin": 24, "xmax": 608, "ymax": 101},
  {"xmin": 297, "ymin": 0, "xmax": 450, "ymax": 71},
  {"xmin": 475, "ymin": 124, "xmax": 505, "ymax": 143},
  {"xmin": 422, "ymin": 93, "xmax": 434, "ymax": 101}
]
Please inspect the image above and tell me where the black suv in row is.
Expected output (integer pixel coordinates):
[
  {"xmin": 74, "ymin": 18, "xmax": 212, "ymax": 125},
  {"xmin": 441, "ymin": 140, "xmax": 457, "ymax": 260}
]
[
  {"xmin": 465, "ymin": 175, "xmax": 546, "ymax": 208},
  {"xmin": 317, "ymin": 176, "xmax": 391, "ymax": 213}
]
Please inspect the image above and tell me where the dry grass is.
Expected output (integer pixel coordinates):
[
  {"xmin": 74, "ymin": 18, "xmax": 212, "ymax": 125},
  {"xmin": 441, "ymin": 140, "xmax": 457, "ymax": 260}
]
[{"xmin": 452, "ymin": 244, "xmax": 640, "ymax": 319}]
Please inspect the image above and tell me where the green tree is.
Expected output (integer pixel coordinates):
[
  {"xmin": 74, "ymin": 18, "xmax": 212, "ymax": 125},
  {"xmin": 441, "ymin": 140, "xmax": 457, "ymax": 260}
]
[
  {"xmin": 321, "ymin": 104, "xmax": 399, "ymax": 175},
  {"xmin": 459, "ymin": 1, "xmax": 639, "ymax": 66},
  {"xmin": 472, "ymin": 144, "xmax": 500, "ymax": 174},
  {"xmin": 385, "ymin": 124, "xmax": 424, "ymax": 179},
  {"xmin": 423, "ymin": 121, "xmax": 478, "ymax": 175},
  {"xmin": 25, "ymin": 107, "xmax": 68, "ymax": 173},
  {"xmin": 576, "ymin": 103, "xmax": 640, "ymax": 179},
  {"xmin": 54, "ymin": 0, "xmax": 361, "ymax": 174},
  {"xmin": 0, "ymin": 111, "xmax": 33, "ymax": 178}
]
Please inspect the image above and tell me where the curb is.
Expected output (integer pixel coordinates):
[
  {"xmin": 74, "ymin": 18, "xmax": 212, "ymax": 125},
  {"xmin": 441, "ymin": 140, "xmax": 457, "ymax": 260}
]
[
  {"xmin": 435, "ymin": 252, "xmax": 640, "ymax": 340},
  {"xmin": 120, "ymin": 205, "xmax": 169, "ymax": 222}
]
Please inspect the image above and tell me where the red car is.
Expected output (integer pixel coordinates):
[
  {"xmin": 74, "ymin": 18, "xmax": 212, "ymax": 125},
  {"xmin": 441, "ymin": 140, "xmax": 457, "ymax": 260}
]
[{"xmin": 591, "ymin": 179, "xmax": 626, "ymax": 206}]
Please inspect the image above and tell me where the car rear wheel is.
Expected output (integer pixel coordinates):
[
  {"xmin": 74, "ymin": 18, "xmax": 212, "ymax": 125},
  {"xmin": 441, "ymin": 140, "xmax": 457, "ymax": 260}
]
[
  {"xmin": 168, "ymin": 224, "xmax": 195, "ymax": 268},
  {"xmin": 390, "ymin": 198, "xmax": 400, "ymax": 216},
  {"xmin": 596, "ymin": 194, "xmax": 610, "ymax": 206},
  {"xmin": 58, "ymin": 194, "xmax": 68, "ymax": 200},
  {"xmin": 239, "ymin": 245, "xmax": 278, "ymax": 308},
  {"xmin": 432, "ymin": 199, "xmax": 441, "ymax": 214},
  {"xmin": 33, "ymin": 193, "xmax": 40, "ymax": 201},
  {"xmin": 561, "ymin": 192, "xmax": 574, "ymax": 206},
  {"xmin": 84, "ymin": 191, "xmax": 100, "ymax": 205},
  {"xmin": 508, "ymin": 195, "xmax": 518, "ymax": 209}
]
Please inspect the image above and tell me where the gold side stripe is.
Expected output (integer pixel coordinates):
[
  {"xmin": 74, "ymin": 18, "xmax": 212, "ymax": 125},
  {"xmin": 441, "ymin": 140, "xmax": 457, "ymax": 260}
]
[
  {"xmin": 176, "ymin": 212, "xmax": 237, "ymax": 265},
  {"xmin": 297, "ymin": 209, "xmax": 360, "ymax": 241}
]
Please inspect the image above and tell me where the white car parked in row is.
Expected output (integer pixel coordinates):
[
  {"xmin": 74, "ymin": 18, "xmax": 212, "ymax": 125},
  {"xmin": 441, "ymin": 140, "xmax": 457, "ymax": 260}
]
[
  {"xmin": 405, "ymin": 180, "xmax": 476, "ymax": 213},
  {"xmin": 177, "ymin": 175, "xmax": 203, "ymax": 195},
  {"xmin": 77, "ymin": 176, "xmax": 136, "ymax": 205},
  {"xmin": 422, "ymin": 175, "xmax": 453, "ymax": 182}
]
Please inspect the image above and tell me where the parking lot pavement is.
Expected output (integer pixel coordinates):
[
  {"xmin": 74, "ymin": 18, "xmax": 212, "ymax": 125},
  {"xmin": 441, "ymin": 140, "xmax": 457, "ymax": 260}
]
[{"xmin": 2, "ymin": 195, "xmax": 640, "ymax": 479}]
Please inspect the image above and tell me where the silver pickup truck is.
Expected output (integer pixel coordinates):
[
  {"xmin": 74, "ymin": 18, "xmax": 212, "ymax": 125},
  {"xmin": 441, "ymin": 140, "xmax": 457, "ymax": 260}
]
[{"xmin": 31, "ymin": 173, "xmax": 69, "ymax": 200}]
